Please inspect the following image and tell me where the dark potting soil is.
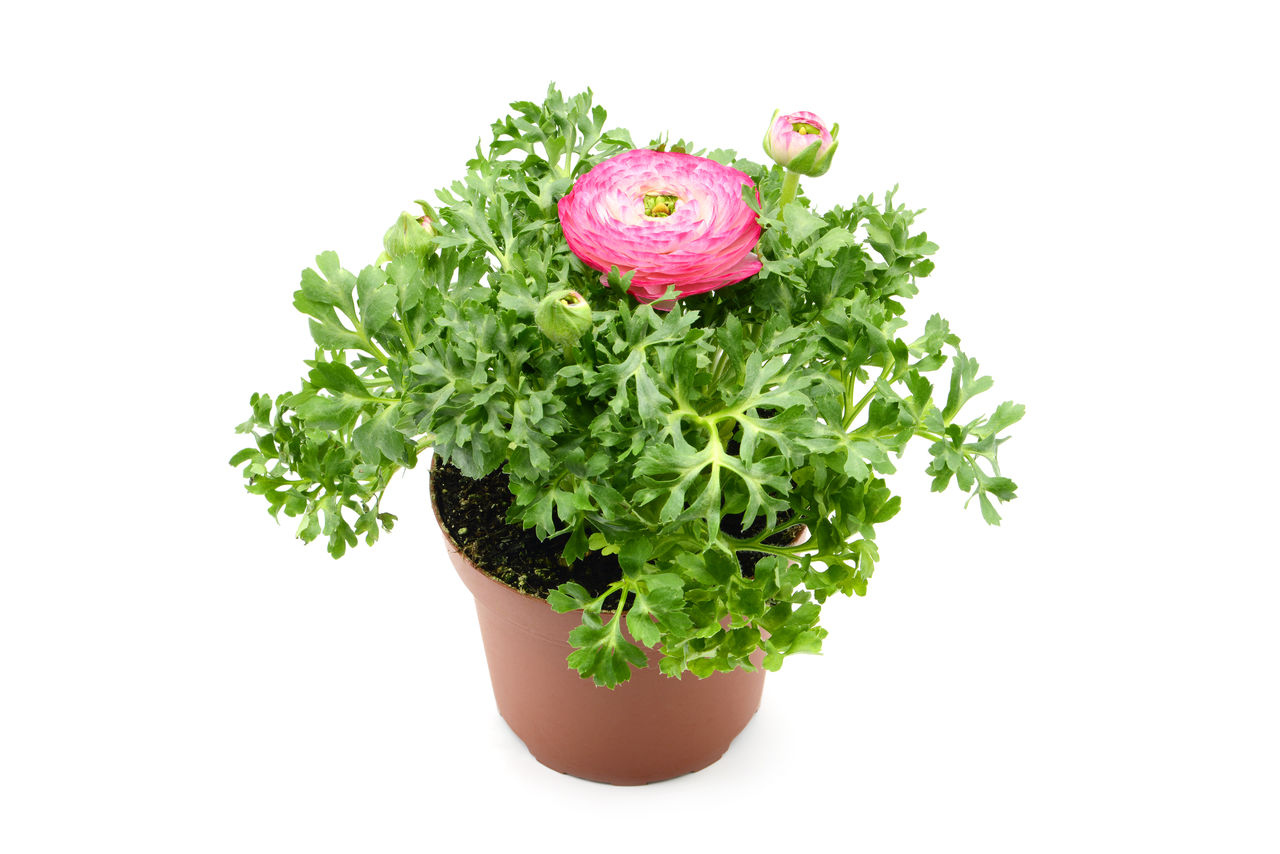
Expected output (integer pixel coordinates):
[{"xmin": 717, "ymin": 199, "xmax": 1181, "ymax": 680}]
[{"xmin": 431, "ymin": 458, "xmax": 801, "ymax": 602}]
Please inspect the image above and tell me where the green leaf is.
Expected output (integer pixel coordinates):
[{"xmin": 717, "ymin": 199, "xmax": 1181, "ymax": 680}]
[
  {"xmin": 299, "ymin": 267, "xmax": 344, "ymax": 309},
  {"xmin": 295, "ymin": 392, "xmax": 362, "ymax": 431},
  {"xmin": 565, "ymin": 609, "xmax": 647, "ymax": 688},
  {"xmin": 618, "ymin": 539, "xmax": 655, "ymax": 575},
  {"xmin": 981, "ymin": 401, "xmax": 1026, "ymax": 437},
  {"xmin": 309, "ymin": 361, "xmax": 369, "ymax": 398},
  {"xmin": 984, "ymin": 477, "xmax": 1018, "ymax": 501},
  {"xmin": 352, "ymin": 402, "xmax": 409, "ymax": 465},
  {"xmin": 626, "ymin": 606, "xmax": 661, "ymax": 648},
  {"xmin": 229, "ymin": 447, "xmax": 259, "ymax": 467},
  {"xmin": 943, "ymin": 351, "xmax": 995, "ymax": 424},
  {"xmin": 548, "ymin": 582, "xmax": 593, "ymax": 613},
  {"xmin": 356, "ymin": 266, "xmax": 398, "ymax": 334},
  {"xmin": 979, "ymin": 492, "xmax": 1002, "ymax": 525},
  {"xmin": 782, "ymin": 203, "xmax": 826, "ymax": 245},
  {"xmin": 306, "ymin": 319, "xmax": 367, "ymax": 351}
]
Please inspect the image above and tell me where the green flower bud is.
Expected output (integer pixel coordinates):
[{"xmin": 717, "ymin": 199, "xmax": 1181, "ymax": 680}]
[
  {"xmin": 535, "ymin": 289, "xmax": 592, "ymax": 349},
  {"xmin": 382, "ymin": 209, "xmax": 435, "ymax": 259}
]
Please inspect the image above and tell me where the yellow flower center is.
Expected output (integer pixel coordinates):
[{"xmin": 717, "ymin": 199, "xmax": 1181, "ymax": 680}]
[
  {"xmin": 643, "ymin": 193, "xmax": 679, "ymax": 218},
  {"xmin": 791, "ymin": 122, "xmax": 822, "ymax": 135}
]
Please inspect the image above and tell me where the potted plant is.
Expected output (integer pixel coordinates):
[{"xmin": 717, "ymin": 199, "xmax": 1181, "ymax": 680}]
[{"xmin": 231, "ymin": 85, "xmax": 1023, "ymax": 784}]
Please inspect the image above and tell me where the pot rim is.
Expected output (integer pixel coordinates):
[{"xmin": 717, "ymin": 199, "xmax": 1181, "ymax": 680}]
[
  {"xmin": 427, "ymin": 453, "xmax": 808, "ymax": 616},
  {"xmin": 428, "ymin": 455, "xmax": 560, "ymax": 609}
]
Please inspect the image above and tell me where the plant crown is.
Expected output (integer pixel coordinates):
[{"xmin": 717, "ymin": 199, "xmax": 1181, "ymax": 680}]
[{"xmin": 232, "ymin": 85, "xmax": 1023, "ymax": 687}]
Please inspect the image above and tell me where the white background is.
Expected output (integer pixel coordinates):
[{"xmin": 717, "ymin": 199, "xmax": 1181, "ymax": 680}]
[{"xmin": 2, "ymin": 1, "xmax": 1277, "ymax": 851}]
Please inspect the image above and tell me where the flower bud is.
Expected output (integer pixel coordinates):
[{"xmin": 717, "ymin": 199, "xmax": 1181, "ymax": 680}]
[
  {"xmin": 535, "ymin": 289, "xmax": 592, "ymax": 348},
  {"xmin": 382, "ymin": 209, "xmax": 435, "ymax": 259},
  {"xmin": 762, "ymin": 110, "xmax": 839, "ymax": 177}
]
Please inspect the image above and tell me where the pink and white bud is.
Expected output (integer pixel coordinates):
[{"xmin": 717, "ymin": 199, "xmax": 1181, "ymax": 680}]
[{"xmin": 763, "ymin": 110, "xmax": 839, "ymax": 177}]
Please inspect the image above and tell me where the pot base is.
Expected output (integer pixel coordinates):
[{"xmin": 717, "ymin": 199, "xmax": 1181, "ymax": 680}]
[
  {"xmin": 472, "ymin": 597, "xmax": 765, "ymax": 786},
  {"xmin": 516, "ymin": 723, "xmax": 748, "ymax": 786}
]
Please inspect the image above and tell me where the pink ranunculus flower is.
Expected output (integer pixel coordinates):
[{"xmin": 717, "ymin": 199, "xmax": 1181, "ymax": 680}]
[
  {"xmin": 556, "ymin": 149, "xmax": 763, "ymax": 306},
  {"xmin": 762, "ymin": 110, "xmax": 838, "ymax": 177}
]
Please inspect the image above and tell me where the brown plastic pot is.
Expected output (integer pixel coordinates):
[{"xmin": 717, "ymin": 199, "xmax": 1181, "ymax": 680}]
[{"xmin": 429, "ymin": 468, "xmax": 769, "ymax": 785}]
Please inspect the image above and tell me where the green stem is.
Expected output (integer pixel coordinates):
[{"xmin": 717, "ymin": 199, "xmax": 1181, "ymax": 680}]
[
  {"xmin": 709, "ymin": 348, "xmax": 732, "ymax": 388},
  {"xmin": 336, "ymin": 305, "xmax": 390, "ymax": 366},
  {"xmin": 734, "ymin": 542, "xmax": 810, "ymax": 557},
  {"xmin": 720, "ymin": 517, "xmax": 814, "ymax": 551},
  {"xmin": 778, "ymin": 170, "xmax": 802, "ymax": 219},
  {"xmin": 607, "ymin": 582, "xmax": 629, "ymax": 620},
  {"xmin": 358, "ymin": 330, "xmax": 390, "ymax": 366},
  {"xmin": 397, "ymin": 318, "xmax": 416, "ymax": 351},
  {"xmin": 843, "ymin": 361, "xmax": 894, "ymax": 430}
]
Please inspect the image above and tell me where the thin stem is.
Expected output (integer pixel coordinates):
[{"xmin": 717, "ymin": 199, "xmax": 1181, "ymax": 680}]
[
  {"xmin": 778, "ymin": 170, "xmax": 802, "ymax": 219},
  {"xmin": 733, "ymin": 542, "xmax": 810, "ymax": 557},
  {"xmin": 604, "ymin": 581, "xmax": 630, "ymax": 617},
  {"xmin": 709, "ymin": 347, "xmax": 732, "ymax": 388},
  {"xmin": 843, "ymin": 361, "xmax": 894, "ymax": 430},
  {"xmin": 720, "ymin": 516, "xmax": 815, "ymax": 551},
  {"xmin": 397, "ymin": 318, "xmax": 416, "ymax": 351},
  {"xmin": 357, "ymin": 329, "xmax": 390, "ymax": 366}
]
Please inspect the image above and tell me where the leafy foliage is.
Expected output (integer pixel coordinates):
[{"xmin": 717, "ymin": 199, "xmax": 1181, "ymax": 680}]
[{"xmin": 233, "ymin": 85, "xmax": 1023, "ymax": 685}]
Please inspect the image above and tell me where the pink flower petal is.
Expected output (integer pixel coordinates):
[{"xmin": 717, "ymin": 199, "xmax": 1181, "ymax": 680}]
[{"xmin": 558, "ymin": 149, "xmax": 762, "ymax": 308}]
